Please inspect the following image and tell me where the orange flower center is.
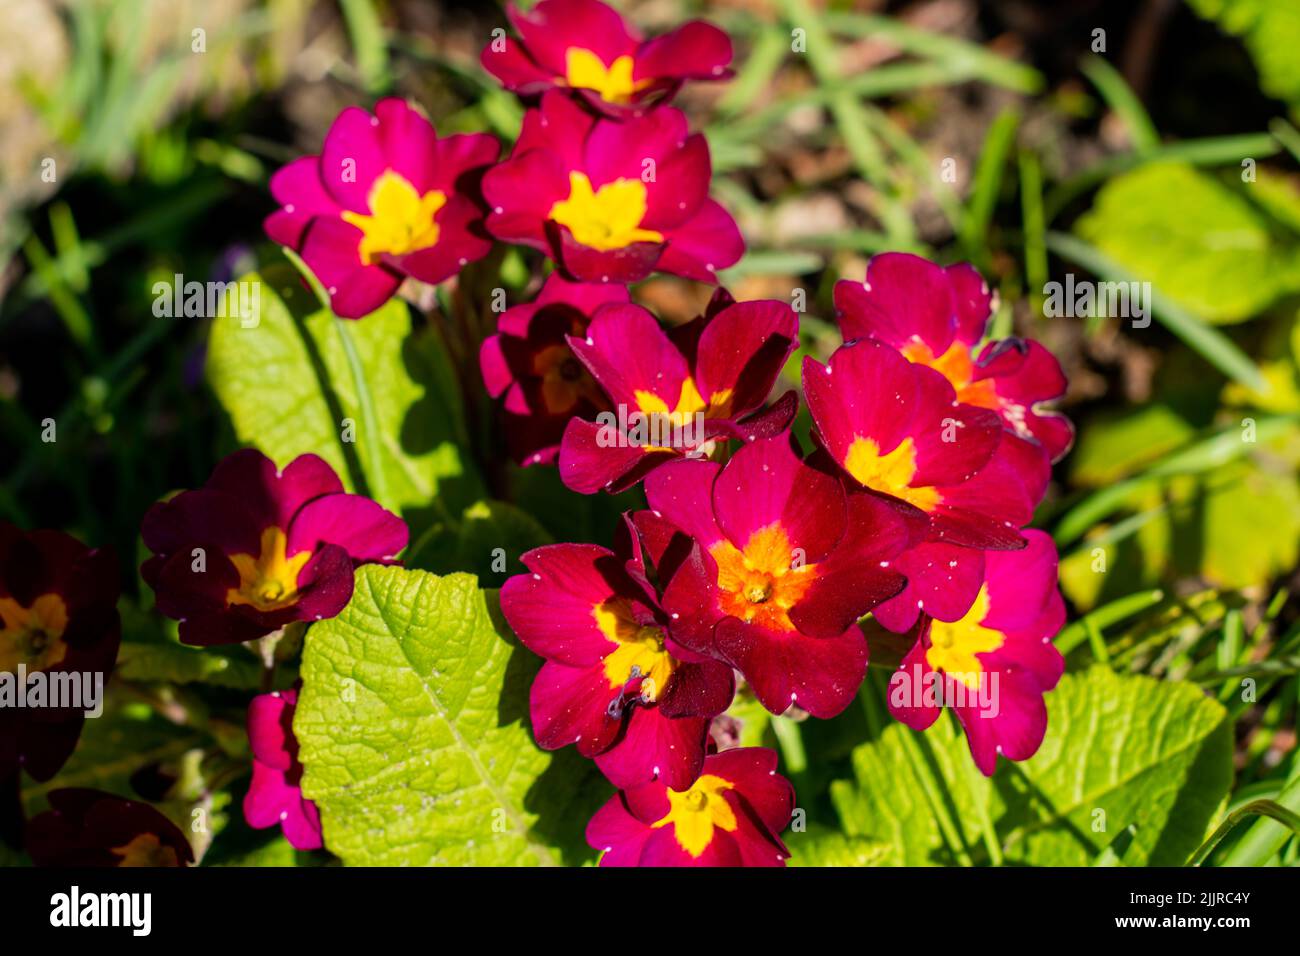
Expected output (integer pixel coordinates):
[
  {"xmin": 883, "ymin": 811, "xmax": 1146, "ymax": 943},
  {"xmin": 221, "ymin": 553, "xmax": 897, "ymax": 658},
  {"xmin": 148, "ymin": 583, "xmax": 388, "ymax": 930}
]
[
  {"xmin": 0, "ymin": 592, "xmax": 69, "ymax": 673},
  {"xmin": 710, "ymin": 523, "xmax": 816, "ymax": 632},
  {"xmin": 112, "ymin": 832, "xmax": 181, "ymax": 867},
  {"xmin": 900, "ymin": 339, "xmax": 999, "ymax": 409}
]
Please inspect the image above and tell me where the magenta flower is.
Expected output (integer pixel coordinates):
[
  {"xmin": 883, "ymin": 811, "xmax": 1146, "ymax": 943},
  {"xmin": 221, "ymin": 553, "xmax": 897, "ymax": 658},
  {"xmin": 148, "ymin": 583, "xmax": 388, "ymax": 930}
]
[
  {"xmin": 264, "ymin": 98, "xmax": 498, "ymax": 318},
  {"xmin": 26, "ymin": 789, "xmax": 193, "ymax": 867},
  {"xmin": 500, "ymin": 518, "xmax": 734, "ymax": 790},
  {"xmin": 483, "ymin": 91, "xmax": 743, "ymax": 284},
  {"xmin": 885, "ymin": 531, "xmax": 1066, "ymax": 775},
  {"xmin": 645, "ymin": 435, "xmax": 913, "ymax": 718},
  {"xmin": 868, "ymin": 431, "xmax": 1054, "ymax": 634},
  {"xmin": 482, "ymin": 0, "xmax": 733, "ymax": 117},
  {"xmin": 479, "ymin": 273, "xmax": 627, "ymax": 466},
  {"xmin": 835, "ymin": 252, "xmax": 1074, "ymax": 464},
  {"xmin": 586, "ymin": 747, "xmax": 794, "ymax": 866},
  {"xmin": 141, "ymin": 449, "xmax": 407, "ymax": 647},
  {"xmin": 0, "ymin": 524, "xmax": 120, "ymax": 784},
  {"xmin": 244, "ymin": 688, "xmax": 322, "ymax": 851},
  {"xmin": 803, "ymin": 338, "xmax": 1035, "ymax": 551},
  {"xmin": 558, "ymin": 292, "xmax": 798, "ymax": 493}
]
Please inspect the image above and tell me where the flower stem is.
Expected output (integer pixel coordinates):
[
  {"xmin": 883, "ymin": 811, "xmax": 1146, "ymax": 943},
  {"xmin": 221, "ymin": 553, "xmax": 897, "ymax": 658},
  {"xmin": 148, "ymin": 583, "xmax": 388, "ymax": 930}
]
[
  {"xmin": 896, "ymin": 711, "xmax": 974, "ymax": 866},
  {"xmin": 334, "ymin": 314, "xmax": 390, "ymax": 509},
  {"xmin": 953, "ymin": 712, "xmax": 1003, "ymax": 865}
]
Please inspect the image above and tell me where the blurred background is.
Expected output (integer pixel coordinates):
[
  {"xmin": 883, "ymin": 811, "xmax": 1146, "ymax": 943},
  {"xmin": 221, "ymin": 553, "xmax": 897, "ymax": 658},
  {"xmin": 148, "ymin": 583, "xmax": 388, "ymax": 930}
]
[{"xmin": 2, "ymin": 0, "xmax": 1298, "ymax": 846}]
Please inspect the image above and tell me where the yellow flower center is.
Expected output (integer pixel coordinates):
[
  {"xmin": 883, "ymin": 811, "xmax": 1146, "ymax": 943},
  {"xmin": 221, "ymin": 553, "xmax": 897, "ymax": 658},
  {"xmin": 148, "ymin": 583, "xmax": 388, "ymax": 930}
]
[
  {"xmin": 594, "ymin": 599, "xmax": 675, "ymax": 702},
  {"xmin": 548, "ymin": 172, "xmax": 664, "ymax": 252},
  {"xmin": 112, "ymin": 832, "xmax": 180, "ymax": 868},
  {"xmin": 925, "ymin": 585, "xmax": 1004, "ymax": 690},
  {"xmin": 844, "ymin": 435, "xmax": 941, "ymax": 512},
  {"xmin": 633, "ymin": 377, "xmax": 733, "ymax": 426},
  {"xmin": 651, "ymin": 774, "xmax": 737, "ymax": 857},
  {"xmin": 226, "ymin": 527, "xmax": 313, "ymax": 612},
  {"xmin": 562, "ymin": 49, "xmax": 648, "ymax": 104},
  {"xmin": 0, "ymin": 593, "xmax": 70, "ymax": 673},
  {"xmin": 341, "ymin": 169, "xmax": 446, "ymax": 265},
  {"xmin": 710, "ymin": 523, "xmax": 817, "ymax": 633}
]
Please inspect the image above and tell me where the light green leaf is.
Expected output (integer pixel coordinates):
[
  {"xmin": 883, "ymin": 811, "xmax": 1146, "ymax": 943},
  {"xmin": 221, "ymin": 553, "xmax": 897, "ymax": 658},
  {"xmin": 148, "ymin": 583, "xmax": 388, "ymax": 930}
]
[
  {"xmin": 831, "ymin": 668, "xmax": 1232, "ymax": 865},
  {"xmin": 296, "ymin": 564, "xmax": 602, "ymax": 866},
  {"xmin": 1074, "ymin": 162, "xmax": 1300, "ymax": 324},
  {"xmin": 786, "ymin": 825, "xmax": 900, "ymax": 866},
  {"xmin": 1060, "ymin": 456, "xmax": 1300, "ymax": 610},
  {"xmin": 1188, "ymin": 0, "xmax": 1300, "ymax": 112},
  {"xmin": 206, "ymin": 262, "xmax": 482, "ymax": 528},
  {"xmin": 1068, "ymin": 404, "xmax": 1197, "ymax": 487}
]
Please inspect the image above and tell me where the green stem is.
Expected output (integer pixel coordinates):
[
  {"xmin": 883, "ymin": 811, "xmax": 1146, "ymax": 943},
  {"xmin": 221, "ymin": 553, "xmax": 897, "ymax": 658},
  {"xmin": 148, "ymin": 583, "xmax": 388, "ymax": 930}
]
[
  {"xmin": 1194, "ymin": 797, "xmax": 1300, "ymax": 866},
  {"xmin": 895, "ymin": 717, "xmax": 974, "ymax": 866},
  {"xmin": 953, "ymin": 713, "xmax": 1002, "ymax": 865},
  {"xmin": 772, "ymin": 716, "xmax": 808, "ymax": 775},
  {"xmin": 1222, "ymin": 769, "xmax": 1300, "ymax": 865},
  {"xmin": 334, "ymin": 315, "xmax": 390, "ymax": 508}
]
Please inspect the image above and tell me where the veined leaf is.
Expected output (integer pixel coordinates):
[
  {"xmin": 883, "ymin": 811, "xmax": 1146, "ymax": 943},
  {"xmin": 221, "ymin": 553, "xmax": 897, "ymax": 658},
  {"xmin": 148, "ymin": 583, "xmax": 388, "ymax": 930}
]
[
  {"xmin": 831, "ymin": 668, "xmax": 1232, "ymax": 865},
  {"xmin": 786, "ymin": 825, "xmax": 900, "ymax": 866},
  {"xmin": 296, "ymin": 565, "xmax": 603, "ymax": 866},
  {"xmin": 206, "ymin": 262, "xmax": 482, "ymax": 528}
]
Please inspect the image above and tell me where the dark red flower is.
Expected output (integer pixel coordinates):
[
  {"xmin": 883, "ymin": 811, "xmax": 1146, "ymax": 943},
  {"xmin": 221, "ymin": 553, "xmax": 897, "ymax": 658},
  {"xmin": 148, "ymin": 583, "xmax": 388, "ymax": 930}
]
[
  {"xmin": 482, "ymin": 0, "xmax": 733, "ymax": 117},
  {"xmin": 0, "ymin": 524, "xmax": 120, "ymax": 784},
  {"xmin": 803, "ymin": 338, "xmax": 1034, "ymax": 551},
  {"xmin": 835, "ymin": 252, "xmax": 1073, "ymax": 464},
  {"xmin": 558, "ymin": 293, "xmax": 798, "ymax": 493},
  {"xmin": 264, "ymin": 98, "xmax": 498, "ymax": 318},
  {"xmin": 645, "ymin": 434, "xmax": 912, "ymax": 718},
  {"xmin": 500, "ymin": 517, "xmax": 734, "ymax": 790},
  {"xmin": 141, "ymin": 449, "xmax": 407, "ymax": 646},
  {"xmin": 586, "ymin": 747, "xmax": 794, "ymax": 866},
  {"xmin": 26, "ymin": 789, "xmax": 193, "ymax": 867},
  {"xmin": 483, "ymin": 91, "xmax": 743, "ymax": 284},
  {"xmin": 479, "ymin": 272, "xmax": 626, "ymax": 466},
  {"xmin": 885, "ymin": 531, "xmax": 1066, "ymax": 775}
]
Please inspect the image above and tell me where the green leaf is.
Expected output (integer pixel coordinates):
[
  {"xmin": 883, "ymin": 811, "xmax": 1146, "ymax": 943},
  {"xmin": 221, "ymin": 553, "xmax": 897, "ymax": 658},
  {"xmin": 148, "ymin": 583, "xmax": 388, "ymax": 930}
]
[
  {"xmin": 1060, "ymin": 456, "xmax": 1300, "ymax": 609},
  {"xmin": 117, "ymin": 639, "xmax": 264, "ymax": 689},
  {"xmin": 206, "ymin": 262, "xmax": 483, "ymax": 529},
  {"xmin": 1068, "ymin": 404, "xmax": 1198, "ymax": 488},
  {"xmin": 830, "ymin": 668, "xmax": 1232, "ymax": 865},
  {"xmin": 786, "ymin": 825, "xmax": 900, "ymax": 866},
  {"xmin": 407, "ymin": 499, "xmax": 553, "ymax": 589},
  {"xmin": 1188, "ymin": 0, "xmax": 1300, "ymax": 112},
  {"xmin": 1074, "ymin": 162, "xmax": 1300, "ymax": 324},
  {"xmin": 296, "ymin": 564, "xmax": 603, "ymax": 866}
]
